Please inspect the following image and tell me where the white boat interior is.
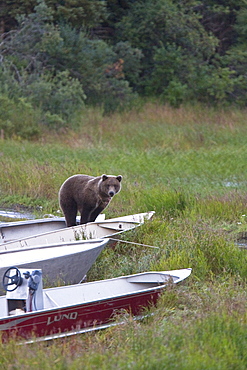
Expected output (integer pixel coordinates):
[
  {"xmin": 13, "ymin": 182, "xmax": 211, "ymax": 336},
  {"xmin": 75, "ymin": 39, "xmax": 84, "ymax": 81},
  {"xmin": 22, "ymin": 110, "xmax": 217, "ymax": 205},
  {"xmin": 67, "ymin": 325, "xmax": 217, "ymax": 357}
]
[
  {"xmin": 0, "ymin": 212, "xmax": 154, "ymax": 244},
  {"xmin": 0, "ymin": 268, "xmax": 191, "ymax": 318},
  {"xmin": 0, "ymin": 221, "xmax": 139, "ymax": 252}
]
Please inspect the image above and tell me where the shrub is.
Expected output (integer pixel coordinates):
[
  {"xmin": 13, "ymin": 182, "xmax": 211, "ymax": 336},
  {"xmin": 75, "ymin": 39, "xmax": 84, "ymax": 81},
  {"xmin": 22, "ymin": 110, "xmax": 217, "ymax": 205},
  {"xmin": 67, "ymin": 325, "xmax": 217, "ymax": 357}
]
[
  {"xmin": 0, "ymin": 95, "xmax": 41, "ymax": 139},
  {"xmin": 113, "ymin": 41, "xmax": 143, "ymax": 89},
  {"xmin": 26, "ymin": 70, "xmax": 86, "ymax": 121}
]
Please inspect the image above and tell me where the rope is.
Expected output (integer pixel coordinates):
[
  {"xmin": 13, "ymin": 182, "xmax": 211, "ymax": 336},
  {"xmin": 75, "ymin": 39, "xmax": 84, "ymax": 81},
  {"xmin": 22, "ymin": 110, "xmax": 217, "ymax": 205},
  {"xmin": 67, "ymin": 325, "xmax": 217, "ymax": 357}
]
[{"xmin": 109, "ymin": 238, "xmax": 160, "ymax": 249}]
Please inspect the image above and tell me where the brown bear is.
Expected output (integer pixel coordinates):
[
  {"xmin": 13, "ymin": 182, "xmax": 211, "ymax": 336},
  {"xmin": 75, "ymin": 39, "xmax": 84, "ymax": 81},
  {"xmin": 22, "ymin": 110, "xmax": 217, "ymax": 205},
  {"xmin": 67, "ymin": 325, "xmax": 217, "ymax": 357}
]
[{"xmin": 59, "ymin": 174, "xmax": 122, "ymax": 227}]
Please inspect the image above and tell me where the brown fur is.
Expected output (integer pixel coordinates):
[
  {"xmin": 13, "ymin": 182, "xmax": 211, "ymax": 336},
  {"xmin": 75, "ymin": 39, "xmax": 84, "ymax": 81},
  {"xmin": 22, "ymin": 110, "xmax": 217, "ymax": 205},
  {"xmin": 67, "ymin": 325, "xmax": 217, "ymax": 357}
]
[{"xmin": 59, "ymin": 174, "xmax": 122, "ymax": 226}]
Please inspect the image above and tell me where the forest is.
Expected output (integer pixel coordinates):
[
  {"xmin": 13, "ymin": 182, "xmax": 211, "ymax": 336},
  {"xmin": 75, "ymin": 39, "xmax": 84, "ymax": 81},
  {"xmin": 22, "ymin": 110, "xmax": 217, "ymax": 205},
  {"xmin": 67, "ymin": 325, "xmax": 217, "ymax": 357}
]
[{"xmin": 1, "ymin": 0, "xmax": 247, "ymax": 139}]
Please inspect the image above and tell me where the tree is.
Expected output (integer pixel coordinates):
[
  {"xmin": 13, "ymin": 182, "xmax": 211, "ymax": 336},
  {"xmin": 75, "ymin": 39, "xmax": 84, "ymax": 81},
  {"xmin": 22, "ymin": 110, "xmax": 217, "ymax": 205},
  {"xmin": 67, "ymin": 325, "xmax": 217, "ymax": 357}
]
[
  {"xmin": 219, "ymin": 6, "xmax": 247, "ymax": 105},
  {"xmin": 113, "ymin": 0, "xmax": 220, "ymax": 103},
  {"xmin": 0, "ymin": 1, "xmax": 139, "ymax": 119},
  {"xmin": 195, "ymin": 0, "xmax": 246, "ymax": 54},
  {"xmin": 46, "ymin": 0, "xmax": 108, "ymax": 29},
  {"xmin": 0, "ymin": 1, "xmax": 86, "ymax": 125},
  {"xmin": 0, "ymin": 0, "xmax": 108, "ymax": 34},
  {"xmin": 0, "ymin": 0, "xmax": 36, "ymax": 33}
]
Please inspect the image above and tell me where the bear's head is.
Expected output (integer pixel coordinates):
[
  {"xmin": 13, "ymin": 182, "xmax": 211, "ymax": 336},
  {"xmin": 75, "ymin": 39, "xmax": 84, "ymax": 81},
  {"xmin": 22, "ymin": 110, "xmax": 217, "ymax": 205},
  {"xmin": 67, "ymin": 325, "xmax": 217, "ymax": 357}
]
[{"xmin": 100, "ymin": 174, "xmax": 122, "ymax": 198}]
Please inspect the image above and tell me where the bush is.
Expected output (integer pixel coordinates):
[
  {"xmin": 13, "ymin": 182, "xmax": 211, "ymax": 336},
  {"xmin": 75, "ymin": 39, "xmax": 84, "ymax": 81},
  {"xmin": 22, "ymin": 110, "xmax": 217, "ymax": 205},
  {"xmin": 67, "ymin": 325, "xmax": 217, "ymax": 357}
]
[
  {"xmin": 26, "ymin": 70, "xmax": 86, "ymax": 121},
  {"xmin": 113, "ymin": 41, "xmax": 143, "ymax": 89},
  {"xmin": 0, "ymin": 95, "xmax": 41, "ymax": 139}
]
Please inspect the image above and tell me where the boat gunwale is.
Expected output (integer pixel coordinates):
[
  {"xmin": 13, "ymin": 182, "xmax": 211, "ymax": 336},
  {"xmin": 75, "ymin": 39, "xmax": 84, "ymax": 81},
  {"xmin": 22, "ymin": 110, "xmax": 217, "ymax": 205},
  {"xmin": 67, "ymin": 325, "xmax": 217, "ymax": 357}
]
[
  {"xmin": 0, "ymin": 217, "xmax": 67, "ymax": 228},
  {"xmin": 0, "ymin": 210, "xmax": 154, "ymax": 229},
  {"xmin": 0, "ymin": 238, "xmax": 109, "ymax": 255}
]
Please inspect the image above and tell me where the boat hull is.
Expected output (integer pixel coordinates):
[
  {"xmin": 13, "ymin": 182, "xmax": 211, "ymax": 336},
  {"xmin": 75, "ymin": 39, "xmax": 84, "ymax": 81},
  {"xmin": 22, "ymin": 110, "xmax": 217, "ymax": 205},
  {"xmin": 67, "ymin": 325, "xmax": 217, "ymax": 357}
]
[
  {"xmin": 0, "ymin": 288, "xmax": 161, "ymax": 342},
  {"xmin": 0, "ymin": 268, "xmax": 191, "ymax": 342},
  {"xmin": 0, "ymin": 239, "xmax": 109, "ymax": 290}
]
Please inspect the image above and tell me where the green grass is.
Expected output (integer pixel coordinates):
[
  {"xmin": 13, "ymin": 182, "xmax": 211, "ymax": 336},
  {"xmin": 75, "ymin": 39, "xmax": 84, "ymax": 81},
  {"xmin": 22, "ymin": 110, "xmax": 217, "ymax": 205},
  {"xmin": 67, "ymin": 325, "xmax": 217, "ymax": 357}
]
[{"xmin": 0, "ymin": 102, "xmax": 247, "ymax": 368}]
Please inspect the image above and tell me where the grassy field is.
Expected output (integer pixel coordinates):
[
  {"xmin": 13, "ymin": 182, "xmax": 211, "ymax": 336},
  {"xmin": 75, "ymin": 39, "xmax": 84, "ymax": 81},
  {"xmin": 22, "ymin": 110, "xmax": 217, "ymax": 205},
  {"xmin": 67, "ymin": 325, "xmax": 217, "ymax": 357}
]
[{"xmin": 0, "ymin": 103, "xmax": 247, "ymax": 369}]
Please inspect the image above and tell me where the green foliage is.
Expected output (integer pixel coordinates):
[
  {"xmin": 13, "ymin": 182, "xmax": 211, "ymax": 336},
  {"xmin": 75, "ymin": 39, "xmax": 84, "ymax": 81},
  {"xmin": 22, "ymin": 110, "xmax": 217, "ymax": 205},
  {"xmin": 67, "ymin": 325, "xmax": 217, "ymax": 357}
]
[
  {"xmin": 0, "ymin": 2, "xmax": 88, "ymax": 126},
  {"xmin": 0, "ymin": 0, "xmax": 107, "ymax": 32},
  {"xmin": 109, "ymin": 0, "xmax": 247, "ymax": 106},
  {"xmin": 48, "ymin": 0, "xmax": 108, "ymax": 29},
  {"xmin": 196, "ymin": 0, "xmax": 246, "ymax": 53},
  {"xmin": 0, "ymin": 4, "xmax": 138, "ymax": 119},
  {"xmin": 45, "ymin": 25, "xmax": 137, "ymax": 113},
  {"xmin": 27, "ymin": 70, "xmax": 86, "ymax": 121},
  {"xmin": 113, "ymin": 41, "xmax": 143, "ymax": 88},
  {"xmin": 151, "ymin": 221, "xmax": 247, "ymax": 280},
  {"xmin": 114, "ymin": 0, "xmax": 220, "ymax": 103},
  {"xmin": 0, "ymin": 0, "xmax": 36, "ymax": 32},
  {"xmin": 0, "ymin": 62, "xmax": 22, "ymax": 99},
  {"xmin": 0, "ymin": 95, "xmax": 41, "ymax": 139},
  {"xmin": 1, "ymin": 0, "xmax": 247, "ymax": 118},
  {"xmin": 234, "ymin": 7, "xmax": 247, "ymax": 42},
  {"xmin": 1, "ymin": 0, "xmax": 247, "ymax": 115},
  {"xmin": 133, "ymin": 187, "xmax": 188, "ymax": 218}
]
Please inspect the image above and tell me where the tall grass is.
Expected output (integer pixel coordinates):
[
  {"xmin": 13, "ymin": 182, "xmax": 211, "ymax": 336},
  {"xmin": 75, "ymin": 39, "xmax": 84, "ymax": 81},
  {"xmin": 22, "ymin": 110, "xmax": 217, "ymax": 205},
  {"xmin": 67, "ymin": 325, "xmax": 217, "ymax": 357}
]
[
  {"xmin": 1, "ymin": 104, "xmax": 247, "ymax": 198},
  {"xmin": 0, "ymin": 102, "xmax": 247, "ymax": 368}
]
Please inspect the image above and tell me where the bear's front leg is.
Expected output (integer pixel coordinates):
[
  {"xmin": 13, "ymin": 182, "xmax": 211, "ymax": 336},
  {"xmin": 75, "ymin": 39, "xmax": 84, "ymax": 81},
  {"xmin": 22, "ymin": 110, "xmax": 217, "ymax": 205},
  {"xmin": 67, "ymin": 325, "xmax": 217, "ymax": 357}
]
[
  {"xmin": 79, "ymin": 205, "xmax": 95, "ymax": 224},
  {"xmin": 87, "ymin": 205, "xmax": 104, "ymax": 223}
]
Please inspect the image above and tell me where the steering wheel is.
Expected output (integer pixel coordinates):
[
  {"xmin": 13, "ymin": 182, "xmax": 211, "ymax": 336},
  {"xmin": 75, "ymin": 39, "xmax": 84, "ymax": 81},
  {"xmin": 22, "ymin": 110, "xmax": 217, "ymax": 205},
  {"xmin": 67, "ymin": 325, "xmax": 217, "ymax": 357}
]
[{"xmin": 2, "ymin": 267, "xmax": 23, "ymax": 292}]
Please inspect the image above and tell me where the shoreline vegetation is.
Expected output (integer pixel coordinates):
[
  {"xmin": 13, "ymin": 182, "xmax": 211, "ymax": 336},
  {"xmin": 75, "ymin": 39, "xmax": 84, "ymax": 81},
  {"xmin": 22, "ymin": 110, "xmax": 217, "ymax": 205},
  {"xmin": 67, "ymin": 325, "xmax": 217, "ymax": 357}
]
[{"xmin": 0, "ymin": 103, "xmax": 247, "ymax": 368}]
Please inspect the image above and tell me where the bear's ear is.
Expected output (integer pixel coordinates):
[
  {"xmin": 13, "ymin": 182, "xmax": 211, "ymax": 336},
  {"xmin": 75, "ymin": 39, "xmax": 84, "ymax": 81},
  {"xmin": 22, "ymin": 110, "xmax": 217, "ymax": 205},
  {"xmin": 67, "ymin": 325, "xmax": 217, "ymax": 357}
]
[
  {"xmin": 102, "ymin": 174, "xmax": 108, "ymax": 181},
  {"xmin": 116, "ymin": 175, "xmax": 122, "ymax": 182}
]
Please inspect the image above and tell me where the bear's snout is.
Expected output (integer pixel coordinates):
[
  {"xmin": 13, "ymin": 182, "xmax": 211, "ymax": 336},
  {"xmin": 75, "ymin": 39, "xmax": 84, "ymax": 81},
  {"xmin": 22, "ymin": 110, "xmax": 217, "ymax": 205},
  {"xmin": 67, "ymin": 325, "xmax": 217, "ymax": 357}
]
[{"xmin": 108, "ymin": 190, "xmax": 115, "ymax": 197}]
